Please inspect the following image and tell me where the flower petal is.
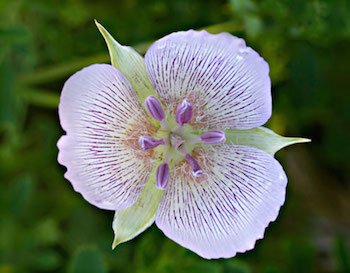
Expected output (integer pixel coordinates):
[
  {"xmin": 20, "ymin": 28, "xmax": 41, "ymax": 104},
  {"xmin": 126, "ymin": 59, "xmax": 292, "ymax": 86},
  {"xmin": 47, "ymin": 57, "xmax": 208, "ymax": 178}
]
[
  {"xmin": 95, "ymin": 21, "xmax": 157, "ymax": 103},
  {"xmin": 224, "ymin": 127, "xmax": 311, "ymax": 155},
  {"xmin": 58, "ymin": 64, "xmax": 157, "ymax": 210},
  {"xmin": 155, "ymin": 145, "xmax": 287, "ymax": 259},
  {"xmin": 145, "ymin": 30, "xmax": 271, "ymax": 130},
  {"xmin": 112, "ymin": 166, "xmax": 163, "ymax": 248}
]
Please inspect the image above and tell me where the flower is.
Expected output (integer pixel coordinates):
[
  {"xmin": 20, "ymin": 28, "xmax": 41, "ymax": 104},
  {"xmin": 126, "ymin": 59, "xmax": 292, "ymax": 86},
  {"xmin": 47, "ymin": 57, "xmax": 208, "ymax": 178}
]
[{"xmin": 57, "ymin": 22, "xmax": 309, "ymax": 259}]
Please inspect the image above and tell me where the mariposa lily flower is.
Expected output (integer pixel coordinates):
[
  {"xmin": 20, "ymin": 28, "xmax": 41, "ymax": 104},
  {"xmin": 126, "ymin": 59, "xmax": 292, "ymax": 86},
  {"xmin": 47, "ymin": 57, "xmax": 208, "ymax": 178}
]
[{"xmin": 57, "ymin": 21, "xmax": 309, "ymax": 259}]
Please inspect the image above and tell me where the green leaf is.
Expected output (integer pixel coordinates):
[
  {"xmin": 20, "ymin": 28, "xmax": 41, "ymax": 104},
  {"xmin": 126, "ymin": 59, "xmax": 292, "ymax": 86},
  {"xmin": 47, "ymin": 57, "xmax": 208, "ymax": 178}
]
[
  {"xmin": 69, "ymin": 247, "xmax": 107, "ymax": 273},
  {"xmin": 180, "ymin": 261, "xmax": 223, "ymax": 273},
  {"xmin": 17, "ymin": 88, "xmax": 60, "ymax": 108},
  {"xmin": 334, "ymin": 235, "xmax": 350, "ymax": 273},
  {"xmin": 33, "ymin": 249, "xmax": 62, "ymax": 271},
  {"xmin": 225, "ymin": 127, "xmax": 310, "ymax": 155},
  {"xmin": 95, "ymin": 20, "xmax": 156, "ymax": 103},
  {"xmin": 112, "ymin": 167, "xmax": 163, "ymax": 248},
  {"xmin": 0, "ymin": 62, "xmax": 17, "ymax": 126}
]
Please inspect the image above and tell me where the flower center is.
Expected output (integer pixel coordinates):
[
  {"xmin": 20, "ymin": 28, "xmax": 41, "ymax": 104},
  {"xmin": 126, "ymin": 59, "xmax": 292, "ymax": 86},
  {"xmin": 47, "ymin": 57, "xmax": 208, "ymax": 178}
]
[
  {"xmin": 170, "ymin": 134, "xmax": 185, "ymax": 150},
  {"xmin": 140, "ymin": 95, "xmax": 226, "ymax": 190}
]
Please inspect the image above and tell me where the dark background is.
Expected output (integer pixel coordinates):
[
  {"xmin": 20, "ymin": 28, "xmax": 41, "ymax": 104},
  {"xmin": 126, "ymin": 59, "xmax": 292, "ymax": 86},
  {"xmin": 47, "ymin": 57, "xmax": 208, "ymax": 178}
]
[{"xmin": 1, "ymin": 0, "xmax": 349, "ymax": 272}]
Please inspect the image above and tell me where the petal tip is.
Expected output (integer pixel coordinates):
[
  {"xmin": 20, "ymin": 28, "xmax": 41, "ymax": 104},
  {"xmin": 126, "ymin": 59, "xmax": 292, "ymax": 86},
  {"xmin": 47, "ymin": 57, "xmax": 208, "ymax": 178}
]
[
  {"xmin": 95, "ymin": 21, "xmax": 122, "ymax": 64},
  {"xmin": 112, "ymin": 237, "xmax": 120, "ymax": 250},
  {"xmin": 111, "ymin": 234, "xmax": 133, "ymax": 249},
  {"xmin": 95, "ymin": 20, "xmax": 109, "ymax": 38},
  {"xmin": 298, "ymin": 138, "xmax": 312, "ymax": 143},
  {"xmin": 94, "ymin": 19, "xmax": 100, "ymax": 27},
  {"xmin": 287, "ymin": 137, "xmax": 311, "ymax": 145},
  {"xmin": 274, "ymin": 137, "xmax": 312, "ymax": 155}
]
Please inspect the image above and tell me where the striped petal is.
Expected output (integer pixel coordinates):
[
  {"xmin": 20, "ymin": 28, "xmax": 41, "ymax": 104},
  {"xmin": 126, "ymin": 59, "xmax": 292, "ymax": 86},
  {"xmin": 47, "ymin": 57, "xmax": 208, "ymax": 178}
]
[
  {"xmin": 58, "ymin": 64, "xmax": 157, "ymax": 210},
  {"xmin": 155, "ymin": 145, "xmax": 287, "ymax": 259},
  {"xmin": 145, "ymin": 30, "xmax": 271, "ymax": 130}
]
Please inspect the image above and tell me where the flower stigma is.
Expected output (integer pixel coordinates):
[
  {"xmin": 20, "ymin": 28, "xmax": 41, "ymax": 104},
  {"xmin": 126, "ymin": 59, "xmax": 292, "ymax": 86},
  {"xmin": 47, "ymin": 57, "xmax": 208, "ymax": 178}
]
[{"xmin": 139, "ymin": 95, "xmax": 226, "ymax": 190}]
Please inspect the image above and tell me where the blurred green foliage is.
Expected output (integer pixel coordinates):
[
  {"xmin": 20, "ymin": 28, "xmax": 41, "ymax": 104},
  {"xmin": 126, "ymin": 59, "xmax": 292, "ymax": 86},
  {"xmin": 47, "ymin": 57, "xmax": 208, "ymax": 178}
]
[{"xmin": 1, "ymin": 0, "xmax": 349, "ymax": 272}]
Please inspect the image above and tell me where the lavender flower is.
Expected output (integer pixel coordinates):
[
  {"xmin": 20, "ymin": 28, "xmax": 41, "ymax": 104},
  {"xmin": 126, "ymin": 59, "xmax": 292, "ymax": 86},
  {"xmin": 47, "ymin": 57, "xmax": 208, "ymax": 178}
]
[{"xmin": 57, "ymin": 22, "xmax": 310, "ymax": 259}]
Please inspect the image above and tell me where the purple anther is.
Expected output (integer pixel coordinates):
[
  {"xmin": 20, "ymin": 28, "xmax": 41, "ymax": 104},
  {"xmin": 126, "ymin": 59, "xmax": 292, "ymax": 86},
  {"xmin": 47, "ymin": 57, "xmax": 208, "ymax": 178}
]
[
  {"xmin": 156, "ymin": 163, "xmax": 170, "ymax": 190},
  {"xmin": 200, "ymin": 130, "xmax": 226, "ymax": 144},
  {"xmin": 185, "ymin": 154, "xmax": 203, "ymax": 177},
  {"xmin": 175, "ymin": 99, "xmax": 193, "ymax": 126},
  {"xmin": 139, "ymin": 136, "xmax": 165, "ymax": 150},
  {"xmin": 145, "ymin": 95, "xmax": 165, "ymax": 121}
]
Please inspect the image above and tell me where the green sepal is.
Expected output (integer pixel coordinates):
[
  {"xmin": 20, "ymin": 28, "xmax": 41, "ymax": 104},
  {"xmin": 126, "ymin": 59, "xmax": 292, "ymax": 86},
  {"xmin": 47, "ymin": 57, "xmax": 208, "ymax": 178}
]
[
  {"xmin": 112, "ymin": 166, "xmax": 163, "ymax": 248},
  {"xmin": 95, "ymin": 20, "xmax": 157, "ymax": 104},
  {"xmin": 224, "ymin": 126, "xmax": 310, "ymax": 155}
]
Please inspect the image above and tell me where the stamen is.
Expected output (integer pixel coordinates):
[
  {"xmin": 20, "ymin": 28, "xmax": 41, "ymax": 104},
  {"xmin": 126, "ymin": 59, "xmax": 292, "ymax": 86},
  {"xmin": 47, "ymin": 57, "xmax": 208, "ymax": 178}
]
[
  {"xmin": 185, "ymin": 154, "xmax": 203, "ymax": 177},
  {"xmin": 200, "ymin": 130, "xmax": 226, "ymax": 144},
  {"xmin": 145, "ymin": 95, "xmax": 165, "ymax": 121},
  {"xmin": 156, "ymin": 163, "xmax": 170, "ymax": 190},
  {"xmin": 175, "ymin": 99, "xmax": 193, "ymax": 126},
  {"xmin": 139, "ymin": 136, "xmax": 165, "ymax": 150}
]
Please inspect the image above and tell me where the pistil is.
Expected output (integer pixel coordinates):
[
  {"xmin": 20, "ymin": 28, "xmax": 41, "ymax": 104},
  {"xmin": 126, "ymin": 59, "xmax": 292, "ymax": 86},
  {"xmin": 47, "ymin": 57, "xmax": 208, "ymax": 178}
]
[{"xmin": 170, "ymin": 134, "xmax": 185, "ymax": 150}]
